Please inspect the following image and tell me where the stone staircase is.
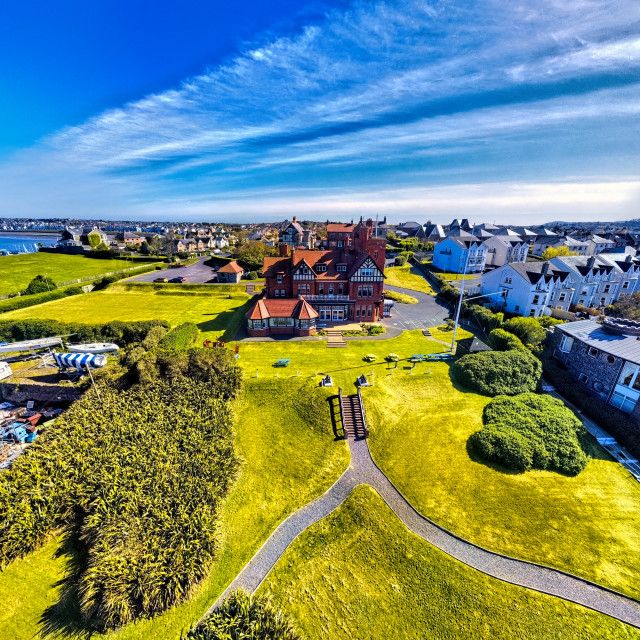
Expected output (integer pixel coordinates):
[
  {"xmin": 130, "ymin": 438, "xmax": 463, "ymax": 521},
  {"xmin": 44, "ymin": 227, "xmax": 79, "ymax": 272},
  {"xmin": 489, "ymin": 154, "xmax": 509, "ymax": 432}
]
[
  {"xmin": 327, "ymin": 329, "xmax": 347, "ymax": 348},
  {"xmin": 339, "ymin": 387, "xmax": 369, "ymax": 439}
]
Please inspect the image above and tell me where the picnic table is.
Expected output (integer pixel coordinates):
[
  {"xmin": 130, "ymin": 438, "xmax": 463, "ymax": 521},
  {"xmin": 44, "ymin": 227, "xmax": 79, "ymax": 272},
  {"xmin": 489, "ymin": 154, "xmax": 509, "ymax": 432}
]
[
  {"xmin": 427, "ymin": 353, "xmax": 454, "ymax": 361},
  {"xmin": 275, "ymin": 359, "xmax": 291, "ymax": 367},
  {"xmin": 410, "ymin": 354, "xmax": 427, "ymax": 362}
]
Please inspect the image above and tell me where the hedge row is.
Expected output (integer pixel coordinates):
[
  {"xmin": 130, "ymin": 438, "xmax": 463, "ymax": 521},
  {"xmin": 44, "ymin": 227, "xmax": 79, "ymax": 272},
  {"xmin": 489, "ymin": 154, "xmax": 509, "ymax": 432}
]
[
  {"xmin": 0, "ymin": 318, "xmax": 169, "ymax": 346},
  {"xmin": 469, "ymin": 393, "xmax": 587, "ymax": 474},
  {"xmin": 0, "ymin": 284, "xmax": 84, "ymax": 313},
  {"xmin": 487, "ymin": 328, "xmax": 527, "ymax": 352}
]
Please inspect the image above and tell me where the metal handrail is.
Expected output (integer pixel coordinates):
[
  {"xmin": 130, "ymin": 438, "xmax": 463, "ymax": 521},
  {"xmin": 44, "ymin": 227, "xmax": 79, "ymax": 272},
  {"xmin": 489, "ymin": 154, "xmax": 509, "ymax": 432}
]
[{"xmin": 356, "ymin": 387, "xmax": 369, "ymax": 436}]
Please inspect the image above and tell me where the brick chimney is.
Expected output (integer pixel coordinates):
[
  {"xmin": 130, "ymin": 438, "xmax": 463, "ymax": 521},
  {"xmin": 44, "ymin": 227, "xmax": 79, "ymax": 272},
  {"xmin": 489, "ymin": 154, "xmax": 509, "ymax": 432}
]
[{"xmin": 279, "ymin": 243, "xmax": 290, "ymax": 257}]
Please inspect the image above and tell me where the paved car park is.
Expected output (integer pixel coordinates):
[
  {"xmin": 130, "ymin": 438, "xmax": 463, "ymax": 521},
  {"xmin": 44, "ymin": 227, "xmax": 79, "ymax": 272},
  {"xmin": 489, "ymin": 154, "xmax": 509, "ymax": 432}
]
[
  {"xmin": 382, "ymin": 285, "xmax": 450, "ymax": 331},
  {"xmin": 127, "ymin": 256, "xmax": 219, "ymax": 284}
]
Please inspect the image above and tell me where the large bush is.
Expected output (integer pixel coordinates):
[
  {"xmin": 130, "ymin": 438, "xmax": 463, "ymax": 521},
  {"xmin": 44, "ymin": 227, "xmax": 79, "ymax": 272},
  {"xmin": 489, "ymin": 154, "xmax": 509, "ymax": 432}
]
[
  {"xmin": 184, "ymin": 590, "xmax": 302, "ymax": 640},
  {"xmin": 0, "ymin": 353, "xmax": 242, "ymax": 630},
  {"xmin": 157, "ymin": 322, "xmax": 199, "ymax": 351},
  {"xmin": 25, "ymin": 274, "xmax": 57, "ymax": 294},
  {"xmin": 463, "ymin": 304, "xmax": 503, "ymax": 332},
  {"xmin": 451, "ymin": 349, "xmax": 541, "ymax": 396},
  {"xmin": 469, "ymin": 393, "xmax": 588, "ymax": 475}
]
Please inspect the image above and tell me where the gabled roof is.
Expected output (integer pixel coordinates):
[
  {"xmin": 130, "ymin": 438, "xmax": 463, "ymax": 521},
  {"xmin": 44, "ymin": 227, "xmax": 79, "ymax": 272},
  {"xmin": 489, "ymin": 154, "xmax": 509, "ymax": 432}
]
[
  {"xmin": 218, "ymin": 260, "xmax": 244, "ymax": 274},
  {"xmin": 347, "ymin": 252, "xmax": 383, "ymax": 278},
  {"xmin": 327, "ymin": 223, "xmax": 355, "ymax": 233},
  {"xmin": 507, "ymin": 261, "xmax": 571, "ymax": 285},
  {"xmin": 245, "ymin": 296, "xmax": 319, "ymax": 320},
  {"xmin": 589, "ymin": 234, "xmax": 614, "ymax": 244},
  {"xmin": 493, "ymin": 228, "xmax": 523, "ymax": 238}
]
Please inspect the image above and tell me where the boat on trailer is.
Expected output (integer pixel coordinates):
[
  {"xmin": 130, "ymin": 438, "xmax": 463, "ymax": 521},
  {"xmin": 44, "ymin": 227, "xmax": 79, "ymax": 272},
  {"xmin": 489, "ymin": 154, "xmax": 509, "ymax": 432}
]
[
  {"xmin": 67, "ymin": 342, "xmax": 119, "ymax": 355},
  {"xmin": 53, "ymin": 352, "xmax": 107, "ymax": 371},
  {"xmin": 0, "ymin": 337, "xmax": 63, "ymax": 354}
]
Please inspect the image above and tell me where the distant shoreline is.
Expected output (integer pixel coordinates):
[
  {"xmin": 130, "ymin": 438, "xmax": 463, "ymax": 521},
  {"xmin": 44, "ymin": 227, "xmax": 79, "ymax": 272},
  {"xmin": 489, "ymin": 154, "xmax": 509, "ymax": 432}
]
[{"xmin": 0, "ymin": 231, "xmax": 59, "ymax": 237}]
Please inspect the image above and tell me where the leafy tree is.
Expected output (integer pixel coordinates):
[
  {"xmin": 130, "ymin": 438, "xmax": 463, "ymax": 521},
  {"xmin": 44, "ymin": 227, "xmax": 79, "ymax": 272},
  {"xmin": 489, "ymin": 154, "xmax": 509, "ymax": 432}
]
[
  {"xmin": 608, "ymin": 292, "xmax": 640, "ymax": 321},
  {"xmin": 235, "ymin": 241, "xmax": 277, "ymax": 272},
  {"xmin": 469, "ymin": 393, "xmax": 587, "ymax": 475},
  {"xmin": 451, "ymin": 349, "xmax": 541, "ymax": 396},
  {"xmin": 183, "ymin": 590, "xmax": 302, "ymax": 640},
  {"xmin": 395, "ymin": 254, "xmax": 408, "ymax": 266},
  {"xmin": 92, "ymin": 241, "xmax": 111, "ymax": 252},
  {"xmin": 87, "ymin": 231, "xmax": 102, "ymax": 248},
  {"xmin": 24, "ymin": 274, "xmax": 57, "ymax": 294},
  {"xmin": 541, "ymin": 246, "xmax": 576, "ymax": 260}
]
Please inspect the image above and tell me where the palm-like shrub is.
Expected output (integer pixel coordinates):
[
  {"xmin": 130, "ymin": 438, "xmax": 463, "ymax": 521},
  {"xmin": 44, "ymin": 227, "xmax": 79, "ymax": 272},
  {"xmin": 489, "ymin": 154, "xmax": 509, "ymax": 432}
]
[
  {"xmin": 184, "ymin": 590, "xmax": 302, "ymax": 640},
  {"xmin": 0, "ymin": 354, "xmax": 241, "ymax": 630}
]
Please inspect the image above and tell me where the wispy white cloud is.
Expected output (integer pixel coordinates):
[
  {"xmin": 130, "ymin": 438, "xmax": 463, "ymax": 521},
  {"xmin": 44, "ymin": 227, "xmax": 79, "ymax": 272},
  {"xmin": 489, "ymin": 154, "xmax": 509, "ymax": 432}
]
[{"xmin": 1, "ymin": 0, "xmax": 639, "ymax": 221}]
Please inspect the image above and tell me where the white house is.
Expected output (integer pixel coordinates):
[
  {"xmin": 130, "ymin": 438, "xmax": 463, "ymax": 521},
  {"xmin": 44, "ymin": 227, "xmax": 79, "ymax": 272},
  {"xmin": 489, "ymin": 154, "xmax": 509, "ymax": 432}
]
[
  {"xmin": 550, "ymin": 255, "xmax": 620, "ymax": 308},
  {"xmin": 432, "ymin": 237, "xmax": 487, "ymax": 273},
  {"xmin": 584, "ymin": 234, "xmax": 615, "ymax": 256},
  {"xmin": 483, "ymin": 236, "xmax": 528, "ymax": 267},
  {"xmin": 598, "ymin": 253, "xmax": 640, "ymax": 297},
  {"xmin": 532, "ymin": 235, "xmax": 589, "ymax": 257},
  {"xmin": 480, "ymin": 261, "xmax": 573, "ymax": 317}
]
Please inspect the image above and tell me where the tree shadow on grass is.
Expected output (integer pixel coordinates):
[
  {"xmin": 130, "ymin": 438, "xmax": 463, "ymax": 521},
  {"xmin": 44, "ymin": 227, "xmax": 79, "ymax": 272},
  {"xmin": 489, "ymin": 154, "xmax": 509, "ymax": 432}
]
[
  {"xmin": 39, "ymin": 528, "xmax": 98, "ymax": 639},
  {"xmin": 197, "ymin": 299, "xmax": 254, "ymax": 342},
  {"xmin": 327, "ymin": 395, "xmax": 345, "ymax": 441}
]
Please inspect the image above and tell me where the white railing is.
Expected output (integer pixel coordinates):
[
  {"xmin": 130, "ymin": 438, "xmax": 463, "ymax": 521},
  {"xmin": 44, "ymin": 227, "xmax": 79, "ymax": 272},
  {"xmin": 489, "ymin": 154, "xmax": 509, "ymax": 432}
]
[{"xmin": 305, "ymin": 294, "xmax": 350, "ymax": 302}]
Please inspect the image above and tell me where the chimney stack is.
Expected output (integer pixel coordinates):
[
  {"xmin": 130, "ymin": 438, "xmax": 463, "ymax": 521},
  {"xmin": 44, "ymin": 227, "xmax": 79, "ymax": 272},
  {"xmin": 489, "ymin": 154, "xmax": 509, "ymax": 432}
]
[
  {"xmin": 278, "ymin": 243, "xmax": 290, "ymax": 257},
  {"xmin": 587, "ymin": 256, "xmax": 597, "ymax": 269},
  {"xmin": 541, "ymin": 262, "xmax": 550, "ymax": 276}
]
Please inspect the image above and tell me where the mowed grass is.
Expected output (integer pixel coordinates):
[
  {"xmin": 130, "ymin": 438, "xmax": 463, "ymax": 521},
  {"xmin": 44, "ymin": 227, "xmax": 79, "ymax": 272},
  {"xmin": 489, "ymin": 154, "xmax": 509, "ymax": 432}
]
[
  {"xmin": 421, "ymin": 260, "xmax": 477, "ymax": 281},
  {"xmin": 262, "ymin": 486, "xmax": 639, "ymax": 640},
  {"xmin": 0, "ymin": 378, "xmax": 349, "ymax": 640},
  {"xmin": 0, "ymin": 253, "xmax": 143, "ymax": 295},
  {"xmin": 1, "ymin": 286, "xmax": 251, "ymax": 341},
  {"xmin": 384, "ymin": 265, "xmax": 435, "ymax": 294},
  {"xmin": 365, "ymin": 372, "xmax": 640, "ymax": 599}
]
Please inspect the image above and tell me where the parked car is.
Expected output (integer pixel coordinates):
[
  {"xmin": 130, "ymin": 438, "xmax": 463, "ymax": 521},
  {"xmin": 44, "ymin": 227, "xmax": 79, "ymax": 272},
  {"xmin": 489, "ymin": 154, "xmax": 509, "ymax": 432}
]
[
  {"xmin": 153, "ymin": 277, "xmax": 168, "ymax": 283},
  {"xmin": 168, "ymin": 276, "xmax": 187, "ymax": 283}
]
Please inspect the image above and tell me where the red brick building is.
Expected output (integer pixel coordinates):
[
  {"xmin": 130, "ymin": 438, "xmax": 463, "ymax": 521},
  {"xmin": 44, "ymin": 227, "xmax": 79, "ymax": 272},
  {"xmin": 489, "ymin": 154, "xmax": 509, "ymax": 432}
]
[{"xmin": 246, "ymin": 219, "xmax": 386, "ymax": 337}]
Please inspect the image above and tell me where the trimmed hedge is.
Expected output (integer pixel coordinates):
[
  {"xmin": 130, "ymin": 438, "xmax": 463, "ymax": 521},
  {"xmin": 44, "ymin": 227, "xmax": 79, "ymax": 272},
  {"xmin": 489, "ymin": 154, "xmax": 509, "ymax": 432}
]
[
  {"xmin": 469, "ymin": 393, "xmax": 588, "ymax": 475},
  {"xmin": 487, "ymin": 328, "xmax": 527, "ymax": 352},
  {"xmin": 0, "ymin": 284, "xmax": 84, "ymax": 313},
  {"xmin": 183, "ymin": 590, "xmax": 301, "ymax": 640},
  {"xmin": 502, "ymin": 316, "xmax": 548, "ymax": 349},
  {"xmin": 451, "ymin": 349, "xmax": 541, "ymax": 396}
]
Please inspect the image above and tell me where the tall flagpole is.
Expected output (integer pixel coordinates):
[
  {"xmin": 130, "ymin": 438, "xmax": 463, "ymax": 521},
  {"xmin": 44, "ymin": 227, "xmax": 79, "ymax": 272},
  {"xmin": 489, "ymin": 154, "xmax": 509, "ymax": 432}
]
[{"xmin": 450, "ymin": 243, "xmax": 471, "ymax": 353}]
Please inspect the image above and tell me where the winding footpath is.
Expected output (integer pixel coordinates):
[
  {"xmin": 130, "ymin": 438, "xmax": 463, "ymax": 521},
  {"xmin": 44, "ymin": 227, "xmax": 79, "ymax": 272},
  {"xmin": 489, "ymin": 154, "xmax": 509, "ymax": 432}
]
[{"xmin": 202, "ymin": 436, "xmax": 640, "ymax": 629}]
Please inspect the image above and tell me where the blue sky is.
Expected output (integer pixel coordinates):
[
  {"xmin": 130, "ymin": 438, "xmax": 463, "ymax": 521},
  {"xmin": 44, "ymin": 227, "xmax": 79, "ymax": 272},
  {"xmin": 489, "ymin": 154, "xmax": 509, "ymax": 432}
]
[{"xmin": 1, "ymin": 0, "xmax": 639, "ymax": 224}]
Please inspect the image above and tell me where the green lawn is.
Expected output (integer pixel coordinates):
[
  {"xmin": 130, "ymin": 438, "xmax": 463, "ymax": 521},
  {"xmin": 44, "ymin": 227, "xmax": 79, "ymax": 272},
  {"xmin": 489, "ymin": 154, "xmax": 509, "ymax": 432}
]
[
  {"xmin": 262, "ymin": 486, "xmax": 639, "ymax": 640},
  {"xmin": 0, "ymin": 253, "xmax": 147, "ymax": 295},
  {"xmin": 0, "ymin": 378, "xmax": 349, "ymax": 640},
  {"xmin": 2, "ymin": 286, "xmax": 251, "ymax": 341},
  {"xmin": 384, "ymin": 265, "xmax": 435, "ymax": 294},
  {"xmin": 365, "ymin": 372, "xmax": 640, "ymax": 600},
  {"xmin": 421, "ymin": 260, "xmax": 477, "ymax": 281}
]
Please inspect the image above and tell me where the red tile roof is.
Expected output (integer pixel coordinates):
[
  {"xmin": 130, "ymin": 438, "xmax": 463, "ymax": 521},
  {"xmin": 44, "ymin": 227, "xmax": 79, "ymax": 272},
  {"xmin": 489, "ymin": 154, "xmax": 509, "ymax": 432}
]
[
  {"xmin": 327, "ymin": 223, "xmax": 355, "ymax": 233},
  {"xmin": 218, "ymin": 260, "xmax": 244, "ymax": 274},
  {"xmin": 245, "ymin": 296, "xmax": 319, "ymax": 320},
  {"xmin": 246, "ymin": 299, "xmax": 269, "ymax": 320}
]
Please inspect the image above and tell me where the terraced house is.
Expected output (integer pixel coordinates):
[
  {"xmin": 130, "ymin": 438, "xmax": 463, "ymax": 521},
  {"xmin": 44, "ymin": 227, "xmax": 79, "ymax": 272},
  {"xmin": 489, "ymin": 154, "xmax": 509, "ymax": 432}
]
[{"xmin": 246, "ymin": 219, "xmax": 386, "ymax": 336}]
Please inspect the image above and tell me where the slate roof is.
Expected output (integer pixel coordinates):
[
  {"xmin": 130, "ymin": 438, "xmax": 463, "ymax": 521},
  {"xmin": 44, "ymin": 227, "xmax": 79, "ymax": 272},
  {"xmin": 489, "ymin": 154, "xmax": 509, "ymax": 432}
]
[
  {"xmin": 509, "ymin": 261, "xmax": 571, "ymax": 285},
  {"xmin": 556, "ymin": 320, "xmax": 640, "ymax": 366}
]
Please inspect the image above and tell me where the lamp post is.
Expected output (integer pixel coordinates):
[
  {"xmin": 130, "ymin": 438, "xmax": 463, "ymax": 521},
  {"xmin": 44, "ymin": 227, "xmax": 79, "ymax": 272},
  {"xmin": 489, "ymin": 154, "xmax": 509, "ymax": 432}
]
[{"xmin": 450, "ymin": 247, "xmax": 471, "ymax": 352}]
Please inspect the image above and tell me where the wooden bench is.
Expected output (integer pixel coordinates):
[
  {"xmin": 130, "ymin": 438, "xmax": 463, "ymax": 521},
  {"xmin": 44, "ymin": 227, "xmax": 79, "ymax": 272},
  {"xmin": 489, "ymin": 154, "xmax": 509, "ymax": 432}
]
[{"xmin": 275, "ymin": 359, "xmax": 291, "ymax": 367}]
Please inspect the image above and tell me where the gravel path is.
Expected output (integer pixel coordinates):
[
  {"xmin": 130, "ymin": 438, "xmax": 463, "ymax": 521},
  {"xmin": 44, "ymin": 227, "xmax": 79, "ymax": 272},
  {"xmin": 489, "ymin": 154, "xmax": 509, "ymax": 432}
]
[{"xmin": 199, "ymin": 436, "xmax": 640, "ymax": 629}]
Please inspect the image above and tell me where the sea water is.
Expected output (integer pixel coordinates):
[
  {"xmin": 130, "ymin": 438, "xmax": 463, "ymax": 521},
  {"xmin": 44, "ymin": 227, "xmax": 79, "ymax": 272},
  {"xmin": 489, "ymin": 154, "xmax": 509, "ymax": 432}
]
[{"xmin": 0, "ymin": 234, "xmax": 58, "ymax": 254}]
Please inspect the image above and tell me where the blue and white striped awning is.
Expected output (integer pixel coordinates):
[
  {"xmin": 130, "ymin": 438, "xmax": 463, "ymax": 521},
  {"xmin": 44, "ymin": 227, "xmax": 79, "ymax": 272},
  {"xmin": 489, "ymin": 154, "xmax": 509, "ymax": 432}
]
[{"xmin": 53, "ymin": 352, "xmax": 107, "ymax": 370}]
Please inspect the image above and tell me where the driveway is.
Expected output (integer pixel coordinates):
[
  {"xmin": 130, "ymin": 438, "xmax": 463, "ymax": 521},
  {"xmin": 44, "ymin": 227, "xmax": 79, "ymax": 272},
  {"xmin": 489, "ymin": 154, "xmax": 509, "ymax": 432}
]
[
  {"xmin": 382, "ymin": 284, "xmax": 450, "ymax": 331},
  {"xmin": 127, "ymin": 255, "xmax": 218, "ymax": 283}
]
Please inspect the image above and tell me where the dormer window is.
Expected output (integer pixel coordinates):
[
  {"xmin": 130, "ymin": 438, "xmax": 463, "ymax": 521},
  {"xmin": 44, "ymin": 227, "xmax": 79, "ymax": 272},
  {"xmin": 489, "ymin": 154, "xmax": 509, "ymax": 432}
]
[
  {"xmin": 316, "ymin": 264, "xmax": 327, "ymax": 272},
  {"xmin": 337, "ymin": 264, "xmax": 347, "ymax": 272}
]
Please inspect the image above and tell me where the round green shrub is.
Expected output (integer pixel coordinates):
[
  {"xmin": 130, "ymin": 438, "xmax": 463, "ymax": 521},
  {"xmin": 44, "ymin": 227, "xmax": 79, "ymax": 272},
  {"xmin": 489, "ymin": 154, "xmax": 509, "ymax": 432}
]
[
  {"xmin": 385, "ymin": 353, "xmax": 400, "ymax": 362},
  {"xmin": 363, "ymin": 354, "xmax": 377, "ymax": 362},
  {"xmin": 451, "ymin": 349, "xmax": 541, "ymax": 396},
  {"xmin": 469, "ymin": 423, "xmax": 533, "ymax": 472}
]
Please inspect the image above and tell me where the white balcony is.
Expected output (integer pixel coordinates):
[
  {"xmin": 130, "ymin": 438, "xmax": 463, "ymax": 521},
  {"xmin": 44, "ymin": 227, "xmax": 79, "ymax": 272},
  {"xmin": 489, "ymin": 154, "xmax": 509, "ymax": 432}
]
[{"xmin": 305, "ymin": 294, "xmax": 350, "ymax": 302}]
